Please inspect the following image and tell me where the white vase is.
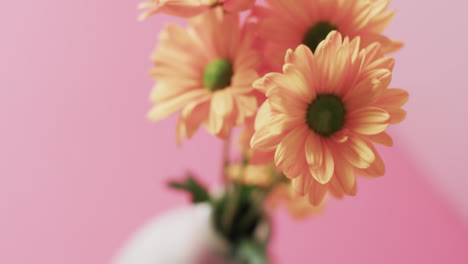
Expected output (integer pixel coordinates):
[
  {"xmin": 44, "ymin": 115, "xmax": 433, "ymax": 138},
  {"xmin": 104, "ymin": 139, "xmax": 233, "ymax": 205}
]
[{"xmin": 111, "ymin": 203, "xmax": 269, "ymax": 264}]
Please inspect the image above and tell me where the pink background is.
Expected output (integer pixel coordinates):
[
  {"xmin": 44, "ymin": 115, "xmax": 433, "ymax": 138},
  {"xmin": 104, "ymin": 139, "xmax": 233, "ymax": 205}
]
[{"xmin": 1, "ymin": 0, "xmax": 467, "ymax": 263}]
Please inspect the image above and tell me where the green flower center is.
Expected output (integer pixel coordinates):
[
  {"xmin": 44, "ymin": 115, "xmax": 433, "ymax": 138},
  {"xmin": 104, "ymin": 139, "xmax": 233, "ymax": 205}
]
[
  {"xmin": 302, "ymin": 21, "xmax": 338, "ymax": 52},
  {"xmin": 306, "ymin": 94, "xmax": 346, "ymax": 137},
  {"xmin": 203, "ymin": 58, "xmax": 234, "ymax": 92}
]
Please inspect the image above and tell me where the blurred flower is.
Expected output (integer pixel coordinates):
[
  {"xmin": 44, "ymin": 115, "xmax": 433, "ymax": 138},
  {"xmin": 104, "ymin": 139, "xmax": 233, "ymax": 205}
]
[
  {"xmin": 226, "ymin": 163, "xmax": 274, "ymax": 187},
  {"xmin": 148, "ymin": 9, "xmax": 261, "ymax": 142},
  {"xmin": 138, "ymin": 0, "xmax": 255, "ymax": 20},
  {"xmin": 251, "ymin": 32, "xmax": 408, "ymax": 205},
  {"xmin": 266, "ymin": 181, "xmax": 324, "ymax": 219},
  {"xmin": 227, "ymin": 163, "xmax": 323, "ymax": 218},
  {"xmin": 252, "ymin": 0, "xmax": 402, "ymax": 70}
]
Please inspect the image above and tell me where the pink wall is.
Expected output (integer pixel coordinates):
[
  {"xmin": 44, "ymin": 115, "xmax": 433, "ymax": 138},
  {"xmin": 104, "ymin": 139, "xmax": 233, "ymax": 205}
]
[{"xmin": 0, "ymin": 1, "xmax": 466, "ymax": 263}]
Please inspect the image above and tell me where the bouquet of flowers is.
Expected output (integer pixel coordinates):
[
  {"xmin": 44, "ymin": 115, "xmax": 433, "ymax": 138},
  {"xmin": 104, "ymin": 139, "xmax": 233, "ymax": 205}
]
[{"xmin": 122, "ymin": 0, "xmax": 409, "ymax": 263}]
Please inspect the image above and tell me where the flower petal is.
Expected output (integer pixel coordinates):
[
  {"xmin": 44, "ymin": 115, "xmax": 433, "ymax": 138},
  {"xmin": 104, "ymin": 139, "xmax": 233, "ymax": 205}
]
[
  {"xmin": 292, "ymin": 174, "xmax": 312, "ymax": 196},
  {"xmin": 347, "ymin": 107, "xmax": 390, "ymax": 135},
  {"xmin": 231, "ymin": 69, "xmax": 258, "ymax": 90},
  {"xmin": 344, "ymin": 75, "xmax": 384, "ymax": 110},
  {"xmin": 306, "ymin": 134, "xmax": 334, "ymax": 184},
  {"xmin": 341, "ymin": 136, "xmax": 376, "ymax": 169},
  {"xmin": 148, "ymin": 89, "xmax": 208, "ymax": 121},
  {"xmin": 376, "ymin": 88, "xmax": 409, "ymax": 107},
  {"xmin": 282, "ymin": 64, "xmax": 315, "ymax": 102},
  {"xmin": 178, "ymin": 100, "xmax": 210, "ymax": 143},
  {"xmin": 254, "ymin": 101, "xmax": 274, "ymax": 130},
  {"xmin": 361, "ymin": 33, "xmax": 403, "ymax": 54},
  {"xmin": 211, "ymin": 90, "xmax": 234, "ymax": 118},
  {"xmin": 305, "ymin": 133, "xmax": 323, "ymax": 170},
  {"xmin": 356, "ymin": 143, "xmax": 385, "ymax": 177},
  {"xmin": 234, "ymin": 95, "xmax": 258, "ymax": 124},
  {"xmin": 251, "ymin": 113, "xmax": 303, "ymax": 151},
  {"xmin": 328, "ymin": 176, "xmax": 345, "ymax": 199},
  {"xmin": 334, "ymin": 156, "xmax": 357, "ymax": 196},
  {"xmin": 254, "ymin": 72, "xmax": 288, "ymax": 94},
  {"xmin": 267, "ymin": 85, "xmax": 308, "ymax": 115},
  {"xmin": 275, "ymin": 126, "xmax": 309, "ymax": 169},
  {"xmin": 383, "ymin": 107, "xmax": 407, "ymax": 124},
  {"xmin": 365, "ymin": 132, "xmax": 393, "ymax": 146},
  {"xmin": 223, "ymin": 0, "xmax": 255, "ymax": 12},
  {"xmin": 138, "ymin": 0, "xmax": 210, "ymax": 20},
  {"xmin": 311, "ymin": 144, "xmax": 334, "ymax": 184},
  {"xmin": 308, "ymin": 180, "xmax": 327, "ymax": 206},
  {"xmin": 284, "ymin": 45, "xmax": 317, "ymax": 90}
]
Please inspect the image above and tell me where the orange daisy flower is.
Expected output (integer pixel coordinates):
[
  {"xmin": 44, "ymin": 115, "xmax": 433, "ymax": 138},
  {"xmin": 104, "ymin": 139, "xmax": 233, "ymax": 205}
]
[
  {"xmin": 253, "ymin": 0, "xmax": 402, "ymax": 70},
  {"xmin": 138, "ymin": 0, "xmax": 255, "ymax": 20},
  {"xmin": 148, "ymin": 9, "xmax": 261, "ymax": 142},
  {"xmin": 250, "ymin": 31, "xmax": 408, "ymax": 205}
]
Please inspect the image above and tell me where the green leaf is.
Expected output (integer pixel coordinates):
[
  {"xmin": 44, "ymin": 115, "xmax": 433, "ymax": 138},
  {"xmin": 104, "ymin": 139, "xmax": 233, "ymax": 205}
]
[
  {"xmin": 234, "ymin": 240, "xmax": 268, "ymax": 264},
  {"xmin": 168, "ymin": 175, "xmax": 210, "ymax": 204}
]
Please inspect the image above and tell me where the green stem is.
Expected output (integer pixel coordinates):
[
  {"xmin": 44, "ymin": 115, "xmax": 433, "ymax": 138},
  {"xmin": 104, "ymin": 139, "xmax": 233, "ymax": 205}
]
[
  {"xmin": 222, "ymin": 182, "xmax": 239, "ymax": 234},
  {"xmin": 222, "ymin": 131, "xmax": 231, "ymax": 184}
]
